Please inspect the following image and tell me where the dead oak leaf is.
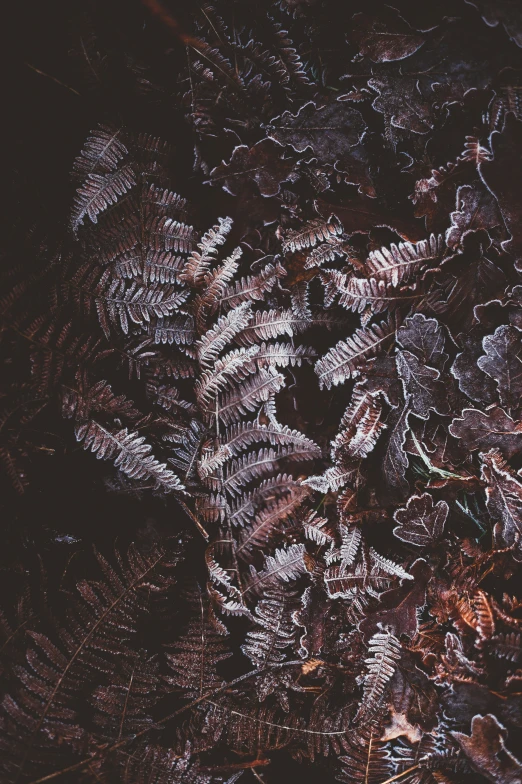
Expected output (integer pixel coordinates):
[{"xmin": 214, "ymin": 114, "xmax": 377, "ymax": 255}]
[
  {"xmin": 450, "ymin": 406, "xmax": 522, "ymax": 459},
  {"xmin": 351, "ymin": 7, "xmax": 428, "ymax": 63},
  {"xmin": 481, "ymin": 448, "xmax": 522, "ymax": 561},
  {"xmin": 479, "ymin": 113, "xmax": 522, "ymax": 265},
  {"xmin": 477, "ymin": 324, "xmax": 522, "ymax": 414},
  {"xmin": 267, "ymin": 101, "xmax": 366, "ymax": 165},
  {"xmin": 208, "ymin": 139, "xmax": 295, "ymax": 197},
  {"xmin": 393, "ymin": 493, "xmax": 448, "ymax": 547}
]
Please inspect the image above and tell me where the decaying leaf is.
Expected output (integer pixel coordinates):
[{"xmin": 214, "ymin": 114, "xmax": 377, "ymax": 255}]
[
  {"xmin": 208, "ymin": 139, "xmax": 295, "ymax": 197},
  {"xmin": 481, "ymin": 449, "xmax": 522, "ymax": 560},
  {"xmin": 268, "ymin": 101, "xmax": 366, "ymax": 165},
  {"xmin": 453, "ymin": 714, "xmax": 522, "ymax": 784},
  {"xmin": 350, "ymin": 7, "xmax": 428, "ymax": 63},
  {"xmin": 393, "ymin": 493, "xmax": 448, "ymax": 547}
]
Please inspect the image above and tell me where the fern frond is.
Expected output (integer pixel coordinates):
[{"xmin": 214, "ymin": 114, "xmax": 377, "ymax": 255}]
[
  {"xmin": 365, "ymin": 234, "xmax": 444, "ymax": 285},
  {"xmin": 356, "ymin": 631, "xmax": 402, "ymax": 721},
  {"xmin": 197, "ymin": 444, "xmax": 233, "ymax": 482},
  {"xmin": 315, "ymin": 316, "xmax": 398, "ymax": 389},
  {"xmin": 332, "ymin": 388, "xmax": 386, "ymax": 460},
  {"xmin": 196, "ymin": 345, "xmax": 259, "ymax": 406},
  {"xmin": 339, "ymin": 524, "xmax": 362, "ymax": 567},
  {"xmin": 303, "ymin": 512, "xmax": 334, "ymax": 546},
  {"xmin": 244, "ymin": 544, "xmax": 310, "ymax": 596},
  {"xmin": 63, "ymin": 378, "xmax": 140, "ymax": 423},
  {"xmin": 255, "ymin": 342, "xmax": 317, "ymax": 368},
  {"xmin": 223, "ymin": 421, "xmax": 321, "ymax": 459},
  {"xmin": 220, "ymin": 262, "xmax": 286, "ymax": 309},
  {"xmin": 280, "ymin": 214, "xmax": 342, "ymax": 253},
  {"xmin": 147, "ymin": 215, "xmax": 194, "ymax": 254},
  {"xmin": 69, "ymin": 264, "xmax": 189, "ymax": 337},
  {"xmin": 291, "ymin": 280, "xmax": 312, "ymax": 319},
  {"xmin": 72, "ymin": 124, "xmax": 128, "ymax": 179},
  {"xmin": 152, "ymin": 314, "xmax": 195, "ymax": 345},
  {"xmin": 193, "ymin": 247, "xmax": 242, "ymax": 331},
  {"xmin": 76, "ymin": 422, "xmax": 185, "ymax": 492},
  {"xmin": 223, "ymin": 446, "xmax": 296, "ymax": 495},
  {"xmin": 146, "ymin": 381, "xmax": 195, "ymax": 414},
  {"xmin": 190, "ymin": 39, "xmax": 245, "ymax": 87},
  {"xmin": 303, "ymin": 465, "xmax": 356, "ymax": 493},
  {"xmin": 472, "ymin": 590, "xmax": 496, "ymax": 640},
  {"xmin": 90, "ymin": 653, "xmax": 160, "ymax": 741},
  {"xmin": 91, "ymin": 217, "xmax": 140, "ymax": 269},
  {"xmin": 272, "ymin": 23, "xmax": 312, "ymax": 87},
  {"xmin": 242, "ymin": 585, "xmax": 300, "ymax": 667},
  {"xmin": 325, "ymin": 274, "xmax": 422, "ymax": 314},
  {"xmin": 460, "ymin": 135, "xmax": 492, "ymax": 164},
  {"xmin": 196, "ymin": 491, "xmax": 227, "ymax": 524},
  {"xmin": 165, "ymin": 586, "xmax": 231, "ymax": 699},
  {"xmin": 0, "ymin": 544, "xmax": 181, "ymax": 783},
  {"xmin": 98, "ymin": 278, "xmax": 189, "ymax": 337},
  {"xmin": 235, "ymin": 308, "xmax": 310, "ymax": 345},
  {"xmin": 111, "ymin": 249, "xmax": 142, "ymax": 279},
  {"xmin": 167, "ymin": 420, "xmax": 206, "ymax": 482},
  {"xmin": 143, "ymin": 250, "xmax": 184, "ymax": 285},
  {"xmin": 369, "ymin": 549, "xmax": 412, "ymax": 581},
  {"xmin": 304, "ymin": 241, "xmax": 346, "ymax": 270},
  {"xmin": 338, "ymin": 728, "xmax": 393, "ymax": 784},
  {"xmin": 237, "ymin": 486, "xmax": 311, "ymax": 557},
  {"xmin": 71, "ymin": 164, "xmax": 136, "ymax": 232},
  {"xmin": 180, "ymin": 216, "xmax": 233, "ymax": 287},
  {"xmin": 227, "ymin": 474, "xmax": 300, "ymax": 527},
  {"xmin": 490, "ymin": 632, "xmax": 521, "ymax": 662},
  {"xmin": 324, "ymin": 562, "xmax": 393, "ymax": 600},
  {"xmin": 142, "ymin": 183, "xmax": 188, "ymax": 220},
  {"xmin": 216, "ymin": 368, "xmax": 285, "ymax": 426},
  {"xmin": 197, "ymin": 302, "xmax": 252, "ymax": 367},
  {"xmin": 22, "ymin": 318, "xmax": 103, "ymax": 394}
]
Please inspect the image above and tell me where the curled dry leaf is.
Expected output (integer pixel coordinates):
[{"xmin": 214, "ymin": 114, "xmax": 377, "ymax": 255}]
[{"xmin": 453, "ymin": 714, "xmax": 522, "ymax": 784}]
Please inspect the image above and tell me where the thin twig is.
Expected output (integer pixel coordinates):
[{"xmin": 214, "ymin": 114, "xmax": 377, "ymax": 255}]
[
  {"xmin": 25, "ymin": 63, "xmax": 80, "ymax": 95},
  {"xmin": 205, "ymin": 700, "xmax": 350, "ymax": 736},
  {"xmin": 175, "ymin": 496, "xmax": 209, "ymax": 539},
  {"xmin": 201, "ymin": 759, "xmax": 270, "ymax": 772}
]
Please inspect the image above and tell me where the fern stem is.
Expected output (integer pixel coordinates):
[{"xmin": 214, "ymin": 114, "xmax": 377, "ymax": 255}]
[
  {"xmin": 378, "ymin": 765, "xmax": 419, "ymax": 784},
  {"xmin": 206, "ymin": 700, "xmax": 351, "ymax": 736},
  {"xmin": 25, "ymin": 62, "xmax": 81, "ymax": 95},
  {"xmin": 455, "ymin": 498, "xmax": 486, "ymax": 534},
  {"xmin": 175, "ymin": 496, "xmax": 209, "ymax": 539}
]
